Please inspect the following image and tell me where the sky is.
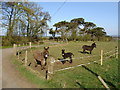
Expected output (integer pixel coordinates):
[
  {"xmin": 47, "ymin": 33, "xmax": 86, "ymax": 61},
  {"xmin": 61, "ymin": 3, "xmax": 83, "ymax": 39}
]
[
  {"xmin": 38, "ymin": 2, "xmax": 118, "ymax": 36},
  {"xmin": 0, "ymin": 1, "xmax": 118, "ymax": 36}
]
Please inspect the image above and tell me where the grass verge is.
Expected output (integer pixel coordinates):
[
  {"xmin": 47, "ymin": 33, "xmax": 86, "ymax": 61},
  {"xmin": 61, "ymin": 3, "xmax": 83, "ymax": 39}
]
[{"xmin": 11, "ymin": 56, "xmax": 56, "ymax": 88}]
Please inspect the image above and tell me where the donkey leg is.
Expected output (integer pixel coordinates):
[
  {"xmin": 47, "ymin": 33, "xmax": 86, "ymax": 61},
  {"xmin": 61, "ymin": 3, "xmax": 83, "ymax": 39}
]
[
  {"xmin": 34, "ymin": 59, "xmax": 38, "ymax": 67},
  {"xmin": 45, "ymin": 59, "xmax": 47, "ymax": 66},
  {"xmin": 28, "ymin": 62, "xmax": 31, "ymax": 66},
  {"xmin": 35, "ymin": 64, "xmax": 38, "ymax": 67},
  {"xmin": 41, "ymin": 65, "xmax": 45, "ymax": 70},
  {"xmin": 83, "ymin": 49, "xmax": 85, "ymax": 53},
  {"xmin": 41, "ymin": 61, "xmax": 45, "ymax": 70},
  {"xmin": 69, "ymin": 57, "xmax": 72, "ymax": 63},
  {"xmin": 90, "ymin": 51, "xmax": 92, "ymax": 54}
]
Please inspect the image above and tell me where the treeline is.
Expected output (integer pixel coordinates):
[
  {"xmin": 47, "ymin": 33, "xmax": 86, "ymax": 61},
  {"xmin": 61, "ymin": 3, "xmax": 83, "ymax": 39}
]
[
  {"xmin": 2, "ymin": 2, "xmax": 51, "ymax": 46},
  {"xmin": 49, "ymin": 18, "xmax": 113, "ymax": 42},
  {"xmin": 1, "ymin": 2, "xmax": 113, "ymax": 46}
]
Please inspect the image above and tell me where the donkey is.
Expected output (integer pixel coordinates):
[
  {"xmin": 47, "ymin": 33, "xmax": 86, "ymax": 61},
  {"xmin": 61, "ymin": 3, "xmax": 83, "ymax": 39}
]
[
  {"xmin": 62, "ymin": 49, "xmax": 74, "ymax": 63},
  {"xmin": 82, "ymin": 43, "xmax": 96, "ymax": 54},
  {"xmin": 33, "ymin": 47, "xmax": 49, "ymax": 70}
]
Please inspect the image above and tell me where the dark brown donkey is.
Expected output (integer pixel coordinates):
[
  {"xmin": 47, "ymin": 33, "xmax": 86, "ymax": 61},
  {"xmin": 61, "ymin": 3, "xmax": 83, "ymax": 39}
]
[
  {"xmin": 62, "ymin": 49, "xmax": 74, "ymax": 63},
  {"xmin": 82, "ymin": 43, "xmax": 96, "ymax": 54},
  {"xmin": 33, "ymin": 47, "xmax": 49, "ymax": 70}
]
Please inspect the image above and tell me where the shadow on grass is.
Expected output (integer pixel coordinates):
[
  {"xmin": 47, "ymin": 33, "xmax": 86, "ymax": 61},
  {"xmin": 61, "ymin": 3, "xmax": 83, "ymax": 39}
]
[
  {"xmin": 81, "ymin": 65, "xmax": 117, "ymax": 88},
  {"xmin": 78, "ymin": 51, "xmax": 89, "ymax": 54},
  {"xmin": 75, "ymin": 81, "xmax": 88, "ymax": 90},
  {"xmin": 103, "ymin": 80, "xmax": 117, "ymax": 88}
]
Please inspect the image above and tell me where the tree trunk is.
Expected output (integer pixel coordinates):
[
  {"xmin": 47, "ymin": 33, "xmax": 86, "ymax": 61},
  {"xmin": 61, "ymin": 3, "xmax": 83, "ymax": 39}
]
[
  {"xmin": 7, "ymin": 7, "xmax": 14, "ymax": 37},
  {"xmin": 98, "ymin": 37, "xmax": 100, "ymax": 41},
  {"xmin": 27, "ymin": 13, "xmax": 30, "ymax": 37}
]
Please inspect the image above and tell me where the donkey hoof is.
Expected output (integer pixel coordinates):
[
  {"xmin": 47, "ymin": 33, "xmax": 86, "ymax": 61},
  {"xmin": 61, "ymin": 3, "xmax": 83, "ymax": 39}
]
[
  {"xmin": 45, "ymin": 63, "xmax": 47, "ymax": 66},
  {"xmin": 69, "ymin": 60, "xmax": 72, "ymax": 63},
  {"xmin": 35, "ymin": 65, "xmax": 37, "ymax": 67},
  {"xmin": 41, "ymin": 67, "xmax": 45, "ymax": 70}
]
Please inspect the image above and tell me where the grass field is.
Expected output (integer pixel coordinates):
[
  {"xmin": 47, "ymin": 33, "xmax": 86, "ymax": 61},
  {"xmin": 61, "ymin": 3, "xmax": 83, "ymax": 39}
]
[
  {"xmin": 0, "ymin": 46, "xmax": 13, "ymax": 49},
  {"xmin": 12, "ymin": 41, "xmax": 119, "ymax": 88}
]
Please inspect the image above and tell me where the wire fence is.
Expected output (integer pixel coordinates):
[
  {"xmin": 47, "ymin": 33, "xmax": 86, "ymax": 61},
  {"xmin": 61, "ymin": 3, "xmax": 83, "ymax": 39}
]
[{"xmin": 13, "ymin": 42, "xmax": 118, "ymax": 80}]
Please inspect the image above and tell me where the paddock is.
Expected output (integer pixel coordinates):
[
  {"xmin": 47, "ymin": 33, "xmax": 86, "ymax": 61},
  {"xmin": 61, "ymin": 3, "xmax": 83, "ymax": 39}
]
[{"xmin": 13, "ymin": 41, "xmax": 118, "ymax": 88}]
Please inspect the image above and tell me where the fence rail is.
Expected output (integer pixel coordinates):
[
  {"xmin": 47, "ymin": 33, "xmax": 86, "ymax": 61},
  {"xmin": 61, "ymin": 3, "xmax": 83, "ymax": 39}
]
[{"xmin": 13, "ymin": 42, "xmax": 118, "ymax": 81}]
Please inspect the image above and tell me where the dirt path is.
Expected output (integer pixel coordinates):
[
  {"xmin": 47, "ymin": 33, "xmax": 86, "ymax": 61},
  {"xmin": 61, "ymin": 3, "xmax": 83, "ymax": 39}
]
[
  {"xmin": 2, "ymin": 48, "xmax": 38, "ymax": 88},
  {"xmin": 1, "ymin": 42, "xmax": 67, "ymax": 88}
]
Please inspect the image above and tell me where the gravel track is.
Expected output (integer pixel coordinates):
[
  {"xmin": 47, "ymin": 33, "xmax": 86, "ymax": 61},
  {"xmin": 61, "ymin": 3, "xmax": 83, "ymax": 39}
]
[{"xmin": 2, "ymin": 48, "xmax": 37, "ymax": 88}]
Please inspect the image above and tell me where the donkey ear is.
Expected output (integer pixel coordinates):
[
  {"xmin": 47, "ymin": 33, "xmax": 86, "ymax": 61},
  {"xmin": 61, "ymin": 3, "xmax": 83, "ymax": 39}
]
[
  {"xmin": 62, "ymin": 49, "xmax": 65, "ymax": 51},
  {"xmin": 44, "ymin": 47, "xmax": 46, "ymax": 50},
  {"xmin": 47, "ymin": 47, "xmax": 49, "ymax": 49}
]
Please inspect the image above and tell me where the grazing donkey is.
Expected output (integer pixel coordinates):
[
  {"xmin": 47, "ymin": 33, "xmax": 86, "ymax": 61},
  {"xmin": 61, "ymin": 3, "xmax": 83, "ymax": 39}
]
[
  {"xmin": 33, "ymin": 47, "xmax": 49, "ymax": 70},
  {"xmin": 62, "ymin": 49, "xmax": 74, "ymax": 63},
  {"xmin": 82, "ymin": 43, "xmax": 96, "ymax": 54}
]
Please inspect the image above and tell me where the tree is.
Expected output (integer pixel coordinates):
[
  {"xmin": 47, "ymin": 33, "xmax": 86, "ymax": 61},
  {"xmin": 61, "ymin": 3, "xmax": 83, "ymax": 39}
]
[
  {"xmin": 49, "ymin": 28, "xmax": 56, "ymax": 39},
  {"xmin": 71, "ymin": 18, "xmax": 84, "ymax": 26},
  {"xmin": 2, "ymin": 2, "xmax": 51, "ymax": 45},
  {"xmin": 67, "ymin": 22, "xmax": 78, "ymax": 40},
  {"xmin": 20, "ymin": 2, "xmax": 51, "ymax": 39},
  {"xmin": 70, "ymin": 18, "xmax": 85, "ymax": 39},
  {"xmin": 82, "ymin": 22, "xmax": 96, "ymax": 40},
  {"xmin": 89, "ymin": 27, "xmax": 106, "ymax": 41},
  {"xmin": 52, "ymin": 18, "xmax": 107, "ymax": 42},
  {"xmin": 53, "ymin": 21, "xmax": 69, "ymax": 41},
  {"xmin": 2, "ymin": 2, "xmax": 19, "ymax": 37}
]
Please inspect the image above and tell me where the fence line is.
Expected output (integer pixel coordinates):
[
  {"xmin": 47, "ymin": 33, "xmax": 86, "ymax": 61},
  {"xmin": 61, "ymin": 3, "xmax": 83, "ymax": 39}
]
[
  {"xmin": 101, "ymin": 50, "xmax": 103, "ymax": 65},
  {"xmin": 98, "ymin": 76, "xmax": 110, "ymax": 90},
  {"xmin": 53, "ymin": 49, "xmax": 115, "ymax": 63},
  {"xmin": 13, "ymin": 42, "xmax": 117, "ymax": 68},
  {"xmin": 74, "ymin": 49, "xmax": 115, "ymax": 60},
  {"xmin": 25, "ymin": 50, "xmax": 28, "ymax": 66},
  {"xmin": 13, "ymin": 42, "xmax": 118, "ymax": 81},
  {"xmin": 54, "ymin": 53, "xmax": 117, "ymax": 72}
]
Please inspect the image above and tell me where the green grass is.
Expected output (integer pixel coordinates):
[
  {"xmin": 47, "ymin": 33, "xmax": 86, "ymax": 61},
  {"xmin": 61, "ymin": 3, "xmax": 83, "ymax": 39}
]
[
  {"xmin": 12, "ymin": 56, "xmax": 55, "ymax": 88},
  {"xmin": 49, "ymin": 58, "xmax": 118, "ymax": 88},
  {"xmin": 0, "ymin": 46, "xmax": 13, "ymax": 49},
  {"xmin": 12, "ymin": 41, "xmax": 119, "ymax": 88}
]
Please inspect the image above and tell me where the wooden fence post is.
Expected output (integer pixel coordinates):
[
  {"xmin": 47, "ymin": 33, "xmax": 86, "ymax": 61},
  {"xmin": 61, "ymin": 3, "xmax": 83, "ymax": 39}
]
[
  {"xmin": 13, "ymin": 44, "xmax": 16, "ymax": 56},
  {"xmin": 23, "ymin": 43, "xmax": 24, "ymax": 47},
  {"xmin": 115, "ymin": 46, "xmax": 118, "ymax": 58},
  {"xmin": 63, "ymin": 82, "xmax": 66, "ymax": 88},
  {"xmin": 17, "ymin": 51, "xmax": 19, "ymax": 59},
  {"xmin": 16, "ymin": 48, "xmax": 20, "ymax": 59},
  {"xmin": 38, "ymin": 42, "xmax": 39, "ymax": 47},
  {"xmin": 22, "ymin": 43, "xmax": 24, "ymax": 50},
  {"xmin": 25, "ymin": 50, "xmax": 28, "ymax": 66},
  {"xmin": 13, "ymin": 44, "xmax": 16, "ymax": 48},
  {"xmin": 29, "ymin": 42, "xmax": 31, "ymax": 49},
  {"xmin": 101, "ymin": 50, "xmax": 103, "ymax": 65},
  {"xmin": 46, "ymin": 57, "xmax": 55, "ymax": 80},
  {"xmin": 98, "ymin": 76, "xmax": 110, "ymax": 90}
]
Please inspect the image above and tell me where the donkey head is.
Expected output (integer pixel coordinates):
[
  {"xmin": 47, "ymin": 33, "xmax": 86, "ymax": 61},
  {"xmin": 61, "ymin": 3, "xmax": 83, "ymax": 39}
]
[
  {"xmin": 43, "ymin": 47, "xmax": 49, "ymax": 59},
  {"xmin": 62, "ymin": 49, "xmax": 65, "ymax": 53},
  {"xmin": 92, "ymin": 43, "xmax": 96, "ymax": 48}
]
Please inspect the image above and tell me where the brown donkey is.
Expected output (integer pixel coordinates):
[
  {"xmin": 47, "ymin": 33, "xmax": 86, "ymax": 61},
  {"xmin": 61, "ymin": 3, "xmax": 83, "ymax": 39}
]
[{"xmin": 33, "ymin": 47, "xmax": 49, "ymax": 70}]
